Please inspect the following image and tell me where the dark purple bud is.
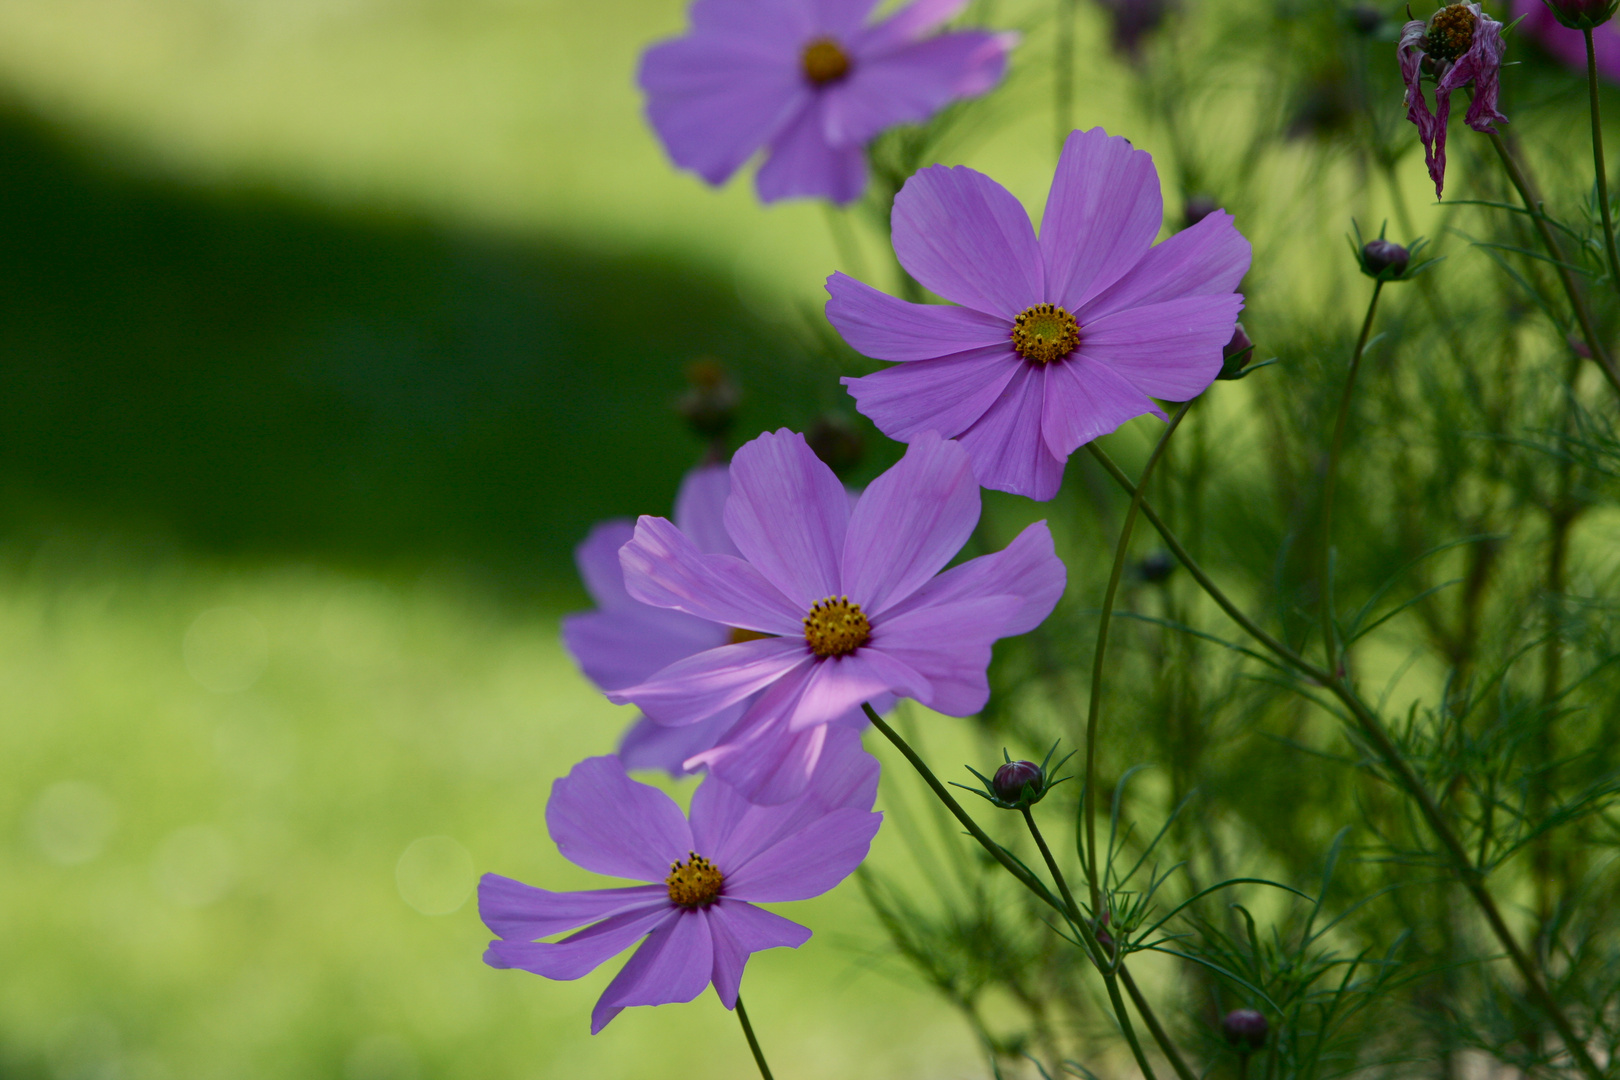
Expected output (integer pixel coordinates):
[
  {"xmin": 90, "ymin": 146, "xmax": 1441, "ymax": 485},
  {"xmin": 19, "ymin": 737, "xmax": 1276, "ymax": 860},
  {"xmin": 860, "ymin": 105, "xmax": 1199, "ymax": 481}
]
[
  {"xmin": 1361, "ymin": 239, "xmax": 1410, "ymax": 279},
  {"xmin": 1217, "ymin": 323, "xmax": 1255, "ymax": 380},
  {"xmin": 1183, "ymin": 195, "xmax": 1219, "ymax": 229},
  {"xmin": 807, "ymin": 413, "xmax": 864, "ymax": 477},
  {"xmin": 1223, "ymin": 1009, "xmax": 1268, "ymax": 1052},
  {"xmin": 1139, "ymin": 550, "xmax": 1175, "ymax": 583},
  {"xmin": 992, "ymin": 760, "xmax": 1043, "ymax": 804},
  {"xmin": 676, "ymin": 359, "xmax": 741, "ymax": 442},
  {"xmin": 1542, "ymin": 0, "xmax": 1617, "ymax": 29},
  {"xmin": 1348, "ymin": 3, "xmax": 1383, "ymax": 33}
]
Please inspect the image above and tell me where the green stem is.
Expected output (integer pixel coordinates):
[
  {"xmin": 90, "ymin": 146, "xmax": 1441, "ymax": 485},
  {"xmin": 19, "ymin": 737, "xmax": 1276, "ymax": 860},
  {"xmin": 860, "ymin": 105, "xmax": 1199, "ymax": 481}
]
[
  {"xmin": 1085, "ymin": 449, "xmax": 1609, "ymax": 1080},
  {"xmin": 1318, "ymin": 281, "xmax": 1383, "ymax": 673},
  {"xmin": 1586, "ymin": 27, "xmax": 1620, "ymax": 297},
  {"xmin": 1485, "ymin": 131, "xmax": 1620, "ymax": 399},
  {"xmin": 1084, "ymin": 402, "xmax": 1194, "ymax": 912},
  {"xmin": 735, "ymin": 995, "xmax": 775, "ymax": 1080}
]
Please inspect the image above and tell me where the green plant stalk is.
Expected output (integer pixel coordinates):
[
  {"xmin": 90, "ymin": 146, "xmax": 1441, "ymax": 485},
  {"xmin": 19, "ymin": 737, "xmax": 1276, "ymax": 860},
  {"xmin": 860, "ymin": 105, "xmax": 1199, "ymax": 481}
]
[
  {"xmin": 862, "ymin": 704, "xmax": 1163, "ymax": 1080},
  {"xmin": 1485, "ymin": 131, "xmax": 1620, "ymax": 399},
  {"xmin": 1318, "ymin": 281, "xmax": 1383, "ymax": 673},
  {"xmin": 735, "ymin": 995, "xmax": 775, "ymax": 1080},
  {"xmin": 1085, "ymin": 448, "xmax": 1609, "ymax": 1080},
  {"xmin": 1083, "ymin": 401, "xmax": 1194, "ymax": 917},
  {"xmin": 1586, "ymin": 26, "xmax": 1620, "ymax": 297}
]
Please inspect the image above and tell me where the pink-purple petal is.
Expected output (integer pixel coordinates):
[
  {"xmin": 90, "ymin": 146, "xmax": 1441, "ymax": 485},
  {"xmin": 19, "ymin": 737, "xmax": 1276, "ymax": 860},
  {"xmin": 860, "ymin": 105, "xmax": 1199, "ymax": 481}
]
[
  {"xmin": 547, "ymin": 756, "xmax": 694, "ymax": 881},
  {"xmin": 562, "ymin": 606, "xmax": 728, "ymax": 694},
  {"xmin": 1041, "ymin": 128, "xmax": 1164, "ymax": 311},
  {"xmin": 821, "ymin": 32, "xmax": 1012, "ymax": 146},
  {"xmin": 707, "ymin": 901, "xmax": 813, "ymax": 1009},
  {"xmin": 688, "ymin": 0, "xmax": 816, "ymax": 48},
  {"xmin": 842, "ymin": 431, "xmax": 980, "ymax": 614},
  {"xmin": 1076, "ymin": 292, "xmax": 1244, "ymax": 401},
  {"xmin": 842, "ymin": 345, "xmax": 1022, "ymax": 443},
  {"xmin": 880, "ymin": 520, "xmax": 1065, "ymax": 636},
  {"xmin": 723, "ymin": 806, "xmax": 883, "ymax": 901},
  {"xmin": 724, "ymin": 429, "xmax": 852, "ymax": 607},
  {"xmin": 694, "ymin": 706, "xmax": 830, "ymax": 805},
  {"xmin": 1039, "ymin": 356, "xmax": 1164, "ymax": 460},
  {"xmin": 608, "ymin": 638, "xmax": 813, "ymax": 727},
  {"xmin": 811, "ymin": 0, "xmax": 884, "ymax": 38},
  {"xmin": 620, "ymin": 515, "xmax": 804, "ymax": 633},
  {"xmin": 892, "ymin": 164, "xmax": 1044, "ymax": 318},
  {"xmin": 784, "ymin": 649, "xmax": 931, "ymax": 731},
  {"xmin": 479, "ymin": 876, "xmax": 670, "ymax": 941},
  {"xmin": 674, "ymin": 464, "xmax": 739, "ymax": 556},
  {"xmin": 756, "ymin": 102, "xmax": 869, "ymax": 205},
  {"xmin": 854, "ymin": 0, "xmax": 969, "ymax": 53},
  {"xmin": 1079, "ymin": 210, "xmax": 1251, "ymax": 320},
  {"xmin": 825, "ymin": 272, "xmax": 1010, "ymax": 361},
  {"xmin": 487, "ymin": 903, "xmax": 676, "ymax": 982},
  {"xmin": 955, "ymin": 361, "xmax": 1067, "ymax": 500},
  {"xmin": 618, "ymin": 705, "xmax": 747, "ymax": 776},
  {"xmin": 590, "ymin": 909, "xmax": 715, "ymax": 1033},
  {"xmin": 867, "ymin": 593, "xmax": 1023, "ymax": 715},
  {"xmin": 574, "ymin": 520, "xmax": 638, "ymax": 610}
]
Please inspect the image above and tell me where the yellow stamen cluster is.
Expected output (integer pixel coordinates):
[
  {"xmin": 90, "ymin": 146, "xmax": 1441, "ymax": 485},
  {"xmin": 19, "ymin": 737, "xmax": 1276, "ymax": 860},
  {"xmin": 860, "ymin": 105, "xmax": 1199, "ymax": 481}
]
[
  {"xmin": 803, "ymin": 596, "xmax": 870, "ymax": 657},
  {"xmin": 666, "ymin": 852, "xmax": 724, "ymax": 907},
  {"xmin": 728, "ymin": 626, "xmax": 772, "ymax": 644},
  {"xmin": 802, "ymin": 37, "xmax": 852, "ymax": 86},
  {"xmin": 1425, "ymin": 4, "xmax": 1477, "ymax": 61},
  {"xmin": 1011, "ymin": 304, "xmax": 1081, "ymax": 364}
]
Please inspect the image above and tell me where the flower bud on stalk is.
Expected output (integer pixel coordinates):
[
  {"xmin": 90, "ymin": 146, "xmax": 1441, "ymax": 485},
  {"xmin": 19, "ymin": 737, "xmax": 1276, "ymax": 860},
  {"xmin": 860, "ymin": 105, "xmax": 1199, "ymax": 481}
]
[
  {"xmin": 992, "ymin": 760, "xmax": 1043, "ymax": 804},
  {"xmin": 1360, "ymin": 238, "xmax": 1411, "ymax": 280},
  {"xmin": 1542, "ymin": 0, "xmax": 1618, "ymax": 29},
  {"xmin": 1216, "ymin": 323, "xmax": 1256, "ymax": 380},
  {"xmin": 1222, "ymin": 1009, "xmax": 1268, "ymax": 1053}
]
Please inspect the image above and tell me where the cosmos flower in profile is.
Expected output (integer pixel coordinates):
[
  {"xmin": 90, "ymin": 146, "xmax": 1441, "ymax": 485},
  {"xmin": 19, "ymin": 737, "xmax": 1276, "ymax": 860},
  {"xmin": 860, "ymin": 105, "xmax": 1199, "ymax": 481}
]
[
  {"xmin": 638, "ymin": 0, "xmax": 1015, "ymax": 205},
  {"xmin": 1399, "ymin": 3, "xmax": 1508, "ymax": 198},
  {"xmin": 608, "ymin": 428, "xmax": 1066, "ymax": 804},
  {"xmin": 479, "ymin": 740, "xmax": 880, "ymax": 1032},
  {"xmin": 829, "ymin": 127, "xmax": 1249, "ymax": 500}
]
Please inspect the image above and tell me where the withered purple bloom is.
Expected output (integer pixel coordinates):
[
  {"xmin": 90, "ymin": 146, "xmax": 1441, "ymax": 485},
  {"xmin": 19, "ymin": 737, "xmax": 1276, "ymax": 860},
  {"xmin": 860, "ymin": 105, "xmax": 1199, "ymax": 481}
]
[{"xmin": 1400, "ymin": 3, "xmax": 1508, "ymax": 198}]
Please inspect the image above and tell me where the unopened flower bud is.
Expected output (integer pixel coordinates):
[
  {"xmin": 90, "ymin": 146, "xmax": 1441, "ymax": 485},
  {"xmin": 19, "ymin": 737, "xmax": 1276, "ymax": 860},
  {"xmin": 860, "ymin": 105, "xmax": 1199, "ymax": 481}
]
[
  {"xmin": 1183, "ymin": 194, "xmax": 1219, "ymax": 229},
  {"xmin": 1360, "ymin": 239, "xmax": 1410, "ymax": 280},
  {"xmin": 992, "ymin": 760, "xmax": 1043, "ymax": 804},
  {"xmin": 1139, "ymin": 550, "xmax": 1175, "ymax": 583},
  {"xmin": 1542, "ymin": 0, "xmax": 1618, "ymax": 29},
  {"xmin": 1222, "ymin": 1009, "xmax": 1268, "ymax": 1052},
  {"xmin": 676, "ymin": 359, "xmax": 741, "ymax": 442},
  {"xmin": 807, "ymin": 414, "xmax": 864, "ymax": 477},
  {"xmin": 1216, "ymin": 323, "xmax": 1255, "ymax": 380}
]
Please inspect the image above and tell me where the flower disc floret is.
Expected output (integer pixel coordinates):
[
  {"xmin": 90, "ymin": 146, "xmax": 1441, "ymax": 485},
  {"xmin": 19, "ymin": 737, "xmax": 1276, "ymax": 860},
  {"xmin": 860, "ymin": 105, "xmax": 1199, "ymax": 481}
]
[
  {"xmin": 801, "ymin": 38, "xmax": 851, "ymax": 85},
  {"xmin": 1012, "ymin": 304, "xmax": 1081, "ymax": 364},
  {"xmin": 666, "ymin": 852, "xmax": 724, "ymax": 906},
  {"xmin": 804, "ymin": 596, "xmax": 871, "ymax": 657}
]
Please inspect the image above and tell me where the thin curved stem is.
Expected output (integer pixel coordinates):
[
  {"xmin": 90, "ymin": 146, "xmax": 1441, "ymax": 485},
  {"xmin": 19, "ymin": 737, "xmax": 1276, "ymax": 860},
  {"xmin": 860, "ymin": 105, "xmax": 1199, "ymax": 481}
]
[
  {"xmin": 1586, "ymin": 27, "xmax": 1620, "ymax": 296},
  {"xmin": 1084, "ymin": 402, "xmax": 1194, "ymax": 911},
  {"xmin": 1485, "ymin": 130, "xmax": 1620, "ymax": 399},
  {"xmin": 735, "ymin": 995, "xmax": 775, "ymax": 1080},
  {"xmin": 1319, "ymin": 281, "xmax": 1383, "ymax": 673},
  {"xmin": 1085, "ymin": 448, "xmax": 1608, "ymax": 1080}
]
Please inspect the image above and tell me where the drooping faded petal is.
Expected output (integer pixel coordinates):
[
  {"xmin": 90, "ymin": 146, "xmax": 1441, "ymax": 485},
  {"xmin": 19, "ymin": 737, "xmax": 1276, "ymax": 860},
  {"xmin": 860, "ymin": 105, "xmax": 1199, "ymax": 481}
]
[
  {"xmin": 723, "ymin": 806, "xmax": 882, "ymax": 901},
  {"xmin": 841, "ymin": 346, "xmax": 1023, "ymax": 443},
  {"xmin": 756, "ymin": 102, "xmax": 869, "ymax": 205},
  {"xmin": 880, "ymin": 520, "xmax": 1065, "ymax": 637},
  {"xmin": 674, "ymin": 464, "xmax": 739, "ymax": 556},
  {"xmin": 724, "ymin": 429, "xmax": 852, "ymax": 606},
  {"xmin": 546, "ymin": 756, "xmax": 693, "ymax": 881},
  {"xmin": 479, "ymin": 875, "xmax": 670, "ymax": 941},
  {"xmin": 825, "ymin": 272, "xmax": 1010, "ymax": 361},
  {"xmin": 707, "ymin": 901, "xmax": 813, "ymax": 1008},
  {"xmin": 843, "ymin": 432, "xmax": 980, "ymax": 614},
  {"xmin": 1039, "ymin": 356, "xmax": 1164, "ymax": 459},
  {"xmin": 867, "ymin": 593, "xmax": 1023, "ymax": 715},
  {"xmin": 955, "ymin": 361, "xmax": 1067, "ymax": 500},
  {"xmin": 608, "ymin": 638, "xmax": 813, "ymax": 727},
  {"xmin": 1041, "ymin": 128, "xmax": 1163, "ymax": 311},
  {"xmin": 562, "ymin": 606, "xmax": 728, "ymax": 694},
  {"xmin": 1079, "ymin": 210, "xmax": 1250, "ymax": 320},
  {"xmin": 1449, "ymin": 13, "xmax": 1508, "ymax": 133},
  {"xmin": 892, "ymin": 164, "xmax": 1044, "ymax": 317},
  {"xmin": 487, "ymin": 903, "xmax": 676, "ymax": 982},
  {"xmin": 821, "ymin": 32, "xmax": 1012, "ymax": 146},
  {"xmin": 618, "ymin": 705, "xmax": 747, "ymax": 776},
  {"xmin": 1075, "ymin": 293, "xmax": 1243, "ymax": 402},
  {"xmin": 590, "ymin": 909, "xmax": 715, "ymax": 1033},
  {"xmin": 640, "ymin": 38, "xmax": 808, "ymax": 186},
  {"xmin": 620, "ymin": 515, "xmax": 804, "ymax": 634}
]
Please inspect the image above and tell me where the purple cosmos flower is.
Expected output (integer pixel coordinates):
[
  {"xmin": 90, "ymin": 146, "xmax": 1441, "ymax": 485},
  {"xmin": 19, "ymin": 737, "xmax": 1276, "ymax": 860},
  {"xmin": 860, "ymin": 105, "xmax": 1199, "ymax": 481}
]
[
  {"xmin": 563, "ymin": 464, "xmax": 872, "ymax": 776},
  {"xmin": 1400, "ymin": 3, "xmax": 1508, "ymax": 198},
  {"xmin": 480, "ymin": 735, "xmax": 880, "ymax": 1032},
  {"xmin": 828, "ymin": 127, "xmax": 1250, "ymax": 500},
  {"xmin": 608, "ymin": 428, "xmax": 1066, "ymax": 804},
  {"xmin": 1515, "ymin": 0, "xmax": 1620, "ymax": 78},
  {"xmin": 638, "ymin": 0, "xmax": 1015, "ymax": 205}
]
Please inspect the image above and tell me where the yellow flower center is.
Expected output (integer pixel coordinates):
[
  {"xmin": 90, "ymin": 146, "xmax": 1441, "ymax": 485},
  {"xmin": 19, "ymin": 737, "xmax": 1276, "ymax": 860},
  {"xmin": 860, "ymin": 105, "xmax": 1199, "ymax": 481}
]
[
  {"xmin": 803, "ymin": 596, "xmax": 870, "ymax": 657},
  {"xmin": 728, "ymin": 627, "xmax": 772, "ymax": 644},
  {"xmin": 1012, "ymin": 304, "xmax": 1081, "ymax": 364},
  {"xmin": 802, "ymin": 37, "xmax": 852, "ymax": 86},
  {"xmin": 666, "ymin": 851, "xmax": 724, "ymax": 907},
  {"xmin": 1425, "ymin": 4, "xmax": 1476, "ymax": 62}
]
